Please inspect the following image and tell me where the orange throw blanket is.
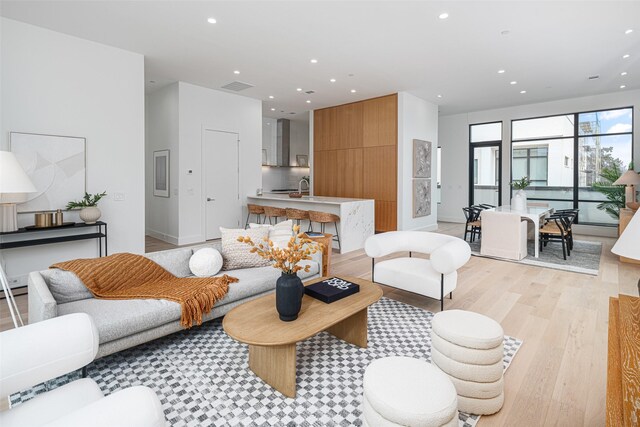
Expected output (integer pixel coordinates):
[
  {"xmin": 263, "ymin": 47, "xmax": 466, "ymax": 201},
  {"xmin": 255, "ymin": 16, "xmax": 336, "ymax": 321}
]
[{"xmin": 51, "ymin": 253, "xmax": 238, "ymax": 328}]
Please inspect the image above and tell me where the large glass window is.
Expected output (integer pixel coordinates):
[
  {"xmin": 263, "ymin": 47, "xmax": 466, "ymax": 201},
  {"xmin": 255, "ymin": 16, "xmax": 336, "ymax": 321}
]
[
  {"xmin": 511, "ymin": 107, "xmax": 633, "ymax": 226},
  {"xmin": 470, "ymin": 122, "xmax": 502, "ymax": 206}
]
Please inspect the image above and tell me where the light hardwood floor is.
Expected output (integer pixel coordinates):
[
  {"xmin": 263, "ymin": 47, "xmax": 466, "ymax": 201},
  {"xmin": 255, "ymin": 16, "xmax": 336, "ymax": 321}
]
[{"xmin": 2, "ymin": 222, "xmax": 639, "ymax": 426}]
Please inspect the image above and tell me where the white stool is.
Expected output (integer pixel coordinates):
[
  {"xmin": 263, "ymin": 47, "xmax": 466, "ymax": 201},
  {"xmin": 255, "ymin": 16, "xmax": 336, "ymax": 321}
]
[
  {"xmin": 430, "ymin": 310, "xmax": 505, "ymax": 415},
  {"xmin": 362, "ymin": 356, "xmax": 458, "ymax": 427}
]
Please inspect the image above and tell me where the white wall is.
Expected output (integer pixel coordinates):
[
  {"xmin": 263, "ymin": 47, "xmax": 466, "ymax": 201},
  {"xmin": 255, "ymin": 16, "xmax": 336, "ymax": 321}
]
[
  {"xmin": 145, "ymin": 83, "xmax": 179, "ymax": 243},
  {"xmin": 438, "ymin": 89, "xmax": 640, "ymax": 226},
  {"xmin": 177, "ymin": 82, "xmax": 262, "ymax": 245},
  {"xmin": 397, "ymin": 92, "xmax": 439, "ymax": 231},
  {"xmin": 1, "ymin": 18, "xmax": 145, "ymax": 287}
]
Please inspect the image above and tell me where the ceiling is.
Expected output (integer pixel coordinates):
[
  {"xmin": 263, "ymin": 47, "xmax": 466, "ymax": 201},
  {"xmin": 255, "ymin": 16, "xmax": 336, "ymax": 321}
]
[{"xmin": 1, "ymin": 1, "xmax": 638, "ymax": 118}]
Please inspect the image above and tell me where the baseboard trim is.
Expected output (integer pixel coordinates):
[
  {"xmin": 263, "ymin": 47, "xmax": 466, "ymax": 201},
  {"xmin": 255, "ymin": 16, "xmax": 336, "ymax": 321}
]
[
  {"xmin": 437, "ymin": 216, "xmax": 466, "ymax": 224},
  {"xmin": 145, "ymin": 229, "xmax": 179, "ymax": 245}
]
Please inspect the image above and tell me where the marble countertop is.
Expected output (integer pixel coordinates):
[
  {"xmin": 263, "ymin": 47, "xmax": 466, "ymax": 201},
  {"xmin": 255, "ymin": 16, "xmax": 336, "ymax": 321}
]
[{"xmin": 247, "ymin": 194, "xmax": 374, "ymax": 205}]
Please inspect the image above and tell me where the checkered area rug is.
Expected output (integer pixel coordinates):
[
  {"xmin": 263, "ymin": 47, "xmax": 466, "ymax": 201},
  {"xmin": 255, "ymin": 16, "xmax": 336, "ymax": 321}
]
[{"xmin": 11, "ymin": 298, "xmax": 522, "ymax": 427}]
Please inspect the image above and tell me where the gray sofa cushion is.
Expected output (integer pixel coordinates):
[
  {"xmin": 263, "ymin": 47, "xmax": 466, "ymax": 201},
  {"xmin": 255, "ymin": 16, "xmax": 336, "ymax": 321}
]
[
  {"xmin": 42, "ymin": 269, "xmax": 93, "ymax": 304},
  {"xmin": 144, "ymin": 248, "xmax": 194, "ymax": 277},
  {"xmin": 58, "ymin": 298, "xmax": 182, "ymax": 344}
]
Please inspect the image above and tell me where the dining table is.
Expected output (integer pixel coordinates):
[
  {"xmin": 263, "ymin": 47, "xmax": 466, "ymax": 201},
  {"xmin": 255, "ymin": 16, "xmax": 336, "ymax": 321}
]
[{"xmin": 487, "ymin": 205, "xmax": 555, "ymax": 258}]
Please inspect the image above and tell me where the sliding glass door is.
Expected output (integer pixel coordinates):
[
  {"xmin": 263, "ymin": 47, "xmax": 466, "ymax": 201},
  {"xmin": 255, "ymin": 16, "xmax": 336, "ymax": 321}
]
[{"xmin": 469, "ymin": 122, "xmax": 502, "ymax": 207}]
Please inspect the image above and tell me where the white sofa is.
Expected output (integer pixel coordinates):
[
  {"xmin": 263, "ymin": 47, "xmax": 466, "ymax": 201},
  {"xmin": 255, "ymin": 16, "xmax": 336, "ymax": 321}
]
[
  {"xmin": 0, "ymin": 313, "xmax": 165, "ymax": 427},
  {"xmin": 364, "ymin": 231, "xmax": 471, "ymax": 311}
]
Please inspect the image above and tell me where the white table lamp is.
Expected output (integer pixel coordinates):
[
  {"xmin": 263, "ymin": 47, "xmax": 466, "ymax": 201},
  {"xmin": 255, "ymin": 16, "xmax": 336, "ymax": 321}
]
[
  {"xmin": 0, "ymin": 150, "xmax": 37, "ymax": 232},
  {"xmin": 612, "ymin": 208, "xmax": 640, "ymax": 292},
  {"xmin": 613, "ymin": 169, "xmax": 640, "ymax": 205}
]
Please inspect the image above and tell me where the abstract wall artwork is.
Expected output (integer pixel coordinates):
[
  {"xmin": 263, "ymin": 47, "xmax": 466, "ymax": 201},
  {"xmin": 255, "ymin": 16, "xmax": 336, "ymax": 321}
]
[
  {"xmin": 10, "ymin": 132, "xmax": 86, "ymax": 213},
  {"xmin": 413, "ymin": 179, "xmax": 432, "ymax": 218},
  {"xmin": 413, "ymin": 139, "xmax": 432, "ymax": 178},
  {"xmin": 153, "ymin": 150, "xmax": 170, "ymax": 198}
]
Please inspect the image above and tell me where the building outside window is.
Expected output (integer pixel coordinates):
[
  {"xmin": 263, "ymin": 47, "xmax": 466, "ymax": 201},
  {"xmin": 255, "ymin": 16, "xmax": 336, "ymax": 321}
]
[{"xmin": 511, "ymin": 107, "xmax": 633, "ymax": 226}]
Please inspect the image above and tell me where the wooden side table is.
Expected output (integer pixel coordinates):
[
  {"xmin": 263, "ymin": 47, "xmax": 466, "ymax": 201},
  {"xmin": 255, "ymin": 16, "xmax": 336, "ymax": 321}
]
[
  {"xmin": 304, "ymin": 233, "xmax": 332, "ymax": 277},
  {"xmin": 618, "ymin": 208, "xmax": 640, "ymax": 265}
]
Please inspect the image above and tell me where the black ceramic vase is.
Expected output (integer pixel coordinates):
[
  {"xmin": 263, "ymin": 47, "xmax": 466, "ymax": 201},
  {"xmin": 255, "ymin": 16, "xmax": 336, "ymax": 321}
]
[{"xmin": 276, "ymin": 272, "xmax": 304, "ymax": 321}]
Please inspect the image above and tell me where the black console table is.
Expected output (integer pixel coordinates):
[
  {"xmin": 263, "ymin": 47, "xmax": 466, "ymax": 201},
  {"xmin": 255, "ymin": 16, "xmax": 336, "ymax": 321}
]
[{"xmin": 0, "ymin": 221, "xmax": 108, "ymax": 257}]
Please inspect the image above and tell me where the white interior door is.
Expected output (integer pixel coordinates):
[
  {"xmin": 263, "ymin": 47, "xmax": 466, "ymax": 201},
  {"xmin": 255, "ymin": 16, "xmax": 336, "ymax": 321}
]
[{"xmin": 204, "ymin": 130, "xmax": 240, "ymax": 240}]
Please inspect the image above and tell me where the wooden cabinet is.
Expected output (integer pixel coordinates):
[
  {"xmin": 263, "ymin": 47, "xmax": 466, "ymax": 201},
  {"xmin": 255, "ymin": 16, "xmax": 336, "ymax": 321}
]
[{"xmin": 314, "ymin": 94, "xmax": 397, "ymax": 232}]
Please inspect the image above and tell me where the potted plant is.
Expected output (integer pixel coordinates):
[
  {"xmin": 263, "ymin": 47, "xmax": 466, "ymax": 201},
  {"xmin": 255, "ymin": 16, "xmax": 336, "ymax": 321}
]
[
  {"xmin": 237, "ymin": 225, "xmax": 323, "ymax": 321},
  {"xmin": 66, "ymin": 191, "xmax": 107, "ymax": 224},
  {"xmin": 510, "ymin": 176, "xmax": 531, "ymax": 210}
]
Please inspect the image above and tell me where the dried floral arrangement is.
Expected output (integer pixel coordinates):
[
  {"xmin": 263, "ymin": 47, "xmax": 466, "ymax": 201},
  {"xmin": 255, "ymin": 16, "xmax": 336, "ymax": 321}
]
[{"xmin": 237, "ymin": 225, "xmax": 323, "ymax": 275}]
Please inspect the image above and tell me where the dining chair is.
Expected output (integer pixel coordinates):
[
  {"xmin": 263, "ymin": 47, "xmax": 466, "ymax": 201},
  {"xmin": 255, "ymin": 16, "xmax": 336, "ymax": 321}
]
[
  {"xmin": 462, "ymin": 207, "xmax": 483, "ymax": 242},
  {"xmin": 539, "ymin": 210, "xmax": 578, "ymax": 259}
]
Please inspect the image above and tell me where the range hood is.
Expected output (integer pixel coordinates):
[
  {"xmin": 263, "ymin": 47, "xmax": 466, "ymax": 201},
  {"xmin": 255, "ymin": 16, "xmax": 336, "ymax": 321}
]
[{"xmin": 276, "ymin": 119, "xmax": 290, "ymax": 166}]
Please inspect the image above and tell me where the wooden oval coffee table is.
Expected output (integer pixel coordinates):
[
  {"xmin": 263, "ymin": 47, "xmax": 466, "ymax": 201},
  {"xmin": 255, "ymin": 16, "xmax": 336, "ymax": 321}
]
[{"xmin": 223, "ymin": 276, "xmax": 383, "ymax": 398}]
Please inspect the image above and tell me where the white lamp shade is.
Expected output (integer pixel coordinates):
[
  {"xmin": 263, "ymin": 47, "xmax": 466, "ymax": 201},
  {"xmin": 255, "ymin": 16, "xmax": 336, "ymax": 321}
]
[
  {"xmin": 612, "ymin": 169, "xmax": 640, "ymax": 186},
  {"xmin": 612, "ymin": 208, "xmax": 640, "ymax": 260},
  {"xmin": 0, "ymin": 151, "xmax": 37, "ymax": 203}
]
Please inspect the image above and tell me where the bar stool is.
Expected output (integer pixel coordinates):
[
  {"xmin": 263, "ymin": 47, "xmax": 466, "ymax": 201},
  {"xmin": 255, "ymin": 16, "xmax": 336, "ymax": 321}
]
[
  {"xmin": 308, "ymin": 210, "xmax": 341, "ymax": 250},
  {"xmin": 285, "ymin": 208, "xmax": 310, "ymax": 230},
  {"xmin": 245, "ymin": 204, "xmax": 265, "ymax": 228},
  {"xmin": 263, "ymin": 206, "xmax": 287, "ymax": 225}
]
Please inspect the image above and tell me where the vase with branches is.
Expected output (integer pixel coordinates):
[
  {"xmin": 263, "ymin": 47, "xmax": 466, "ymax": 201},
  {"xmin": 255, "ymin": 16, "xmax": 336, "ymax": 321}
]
[
  {"xmin": 510, "ymin": 176, "xmax": 531, "ymax": 210},
  {"xmin": 66, "ymin": 191, "xmax": 107, "ymax": 224},
  {"xmin": 237, "ymin": 225, "xmax": 323, "ymax": 321}
]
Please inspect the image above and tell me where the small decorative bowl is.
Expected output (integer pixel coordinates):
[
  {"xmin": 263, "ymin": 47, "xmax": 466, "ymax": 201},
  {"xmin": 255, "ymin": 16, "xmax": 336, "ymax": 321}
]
[
  {"xmin": 626, "ymin": 201, "xmax": 640, "ymax": 210},
  {"xmin": 288, "ymin": 192, "xmax": 303, "ymax": 198}
]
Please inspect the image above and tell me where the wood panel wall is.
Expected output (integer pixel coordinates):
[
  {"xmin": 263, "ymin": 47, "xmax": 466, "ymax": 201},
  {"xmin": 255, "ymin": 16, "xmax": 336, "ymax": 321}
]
[{"xmin": 313, "ymin": 94, "xmax": 397, "ymax": 231}]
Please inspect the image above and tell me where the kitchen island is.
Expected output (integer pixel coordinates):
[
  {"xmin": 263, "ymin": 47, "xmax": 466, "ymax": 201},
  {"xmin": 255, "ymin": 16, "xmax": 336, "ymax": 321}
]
[{"xmin": 247, "ymin": 194, "xmax": 374, "ymax": 254}]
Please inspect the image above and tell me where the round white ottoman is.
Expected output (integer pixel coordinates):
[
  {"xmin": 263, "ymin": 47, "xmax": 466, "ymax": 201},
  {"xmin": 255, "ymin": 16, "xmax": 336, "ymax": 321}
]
[
  {"xmin": 431, "ymin": 347, "xmax": 503, "ymax": 383},
  {"xmin": 432, "ymin": 363, "xmax": 504, "ymax": 399},
  {"xmin": 431, "ymin": 331, "xmax": 503, "ymax": 365},
  {"xmin": 432, "ymin": 310, "xmax": 504, "ymax": 350},
  {"xmin": 458, "ymin": 392, "xmax": 505, "ymax": 416},
  {"xmin": 363, "ymin": 357, "xmax": 458, "ymax": 427},
  {"xmin": 430, "ymin": 310, "xmax": 505, "ymax": 415}
]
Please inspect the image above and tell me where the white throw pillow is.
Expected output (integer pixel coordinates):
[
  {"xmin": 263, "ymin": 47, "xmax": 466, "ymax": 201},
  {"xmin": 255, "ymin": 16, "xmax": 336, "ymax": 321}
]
[
  {"xmin": 189, "ymin": 248, "xmax": 223, "ymax": 277},
  {"xmin": 220, "ymin": 227, "xmax": 272, "ymax": 270},
  {"xmin": 249, "ymin": 220, "xmax": 293, "ymax": 248}
]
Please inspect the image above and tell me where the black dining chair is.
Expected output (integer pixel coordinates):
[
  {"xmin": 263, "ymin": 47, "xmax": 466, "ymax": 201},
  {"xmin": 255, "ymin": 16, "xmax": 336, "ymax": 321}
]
[
  {"xmin": 462, "ymin": 207, "xmax": 483, "ymax": 242},
  {"xmin": 539, "ymin": 210, "xmax": 578, "ymax": 259}
]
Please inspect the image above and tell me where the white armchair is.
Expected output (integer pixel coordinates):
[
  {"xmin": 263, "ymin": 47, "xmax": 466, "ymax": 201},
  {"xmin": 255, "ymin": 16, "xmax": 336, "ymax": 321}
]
[
  {"xmin": 0, "ymin": 313, "xmax": 166, "ymax": 427},
  {"xmin": 480, "ymin": 210, "xmax": 528, "ymax": 260},
  {"xmin": 364, "ymin": 231, "xmax": 471, "ymax": 311}
]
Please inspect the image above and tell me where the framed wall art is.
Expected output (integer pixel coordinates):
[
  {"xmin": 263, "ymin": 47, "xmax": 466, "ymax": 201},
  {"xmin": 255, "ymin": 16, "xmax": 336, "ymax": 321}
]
[
  {"xmin": 10, "ymin": 132, "xmax": 86, "ymax": 213},
  {"xmin": 413, "ymin": 139, "xmax": 432, "ymax": 178},
  {"xmin": 153, "ymin": 150, "xmax": 170, "ymax": 197},
  {"xmin": 413, "ymin": 178, "xmax": 432, "ymax": 218}
]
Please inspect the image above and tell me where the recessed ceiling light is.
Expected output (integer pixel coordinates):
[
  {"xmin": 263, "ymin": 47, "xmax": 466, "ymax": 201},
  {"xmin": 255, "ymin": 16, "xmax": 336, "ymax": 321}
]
[
  {"xmin": 621, "ymin": 71, "xmax": 628, "ymax": 76},
  {"xmin": 500, "ymin": 30, "xmax": 511, "ymax": 36},
  {"xmin": 623, "ymin": 54, "xmax": 630, "ymax": 59},
  {"xmin": 270, "ymin": 108, "xmax": 275, "ymax": 111},
  {"xmin": 620, "ymin": 85, "xmax": 626, "ymax": 89},
  {"xmin": 233, "ymin": 70, "xmax": 240, "ymax": 75},
  {"xmin": 498, "ymin": 69, "xmax": 506, "ymax": 74},
  {"xmin": 296, "ymin": 88, "xmax": 302, "ymax": 92},
  {"xmin": 510, "ymin": 81, "xmax": 517, "ymax": 85},
  {"xmin": 310, "ymin": 59, "xmax": 318, "ymax": 64},
  {"xmin": 306, "ymin": 100, "xmax": 311, "ymax": 103},
  {"xmin": 268, "ymin": 95, "xmax": 274, "ymax": 99},
  {"xmin": 350, "ymin": 89, "xmax": 357, "ymax": 93},
  {"xmin": 520, "ymin": 90, "xmax": 527, "ymax": 94},
  {"xmin": 207, "ymin": 17, "xmax": 217, "ymax": 24},
  {"xmin": 437, "ymin": 94, "xmax": 443, "ymax": 98},
  {"xmin": 330, "ymin": 78, "xmax": 336, "ymax": 83},
  {"xmin": 438, "ymin": 12, "xmax": 449, "ymax": 19},
  {"xmin": 625, "ymin": 29, "xmax": 633, "ymax": 34}
]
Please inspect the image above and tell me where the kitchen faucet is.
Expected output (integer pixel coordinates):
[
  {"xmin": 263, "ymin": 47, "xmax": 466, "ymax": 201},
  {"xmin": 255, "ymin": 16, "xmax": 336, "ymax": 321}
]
[{"xmin": 298, "ymin": 178, "xmax": 310, "ymax": 194}]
